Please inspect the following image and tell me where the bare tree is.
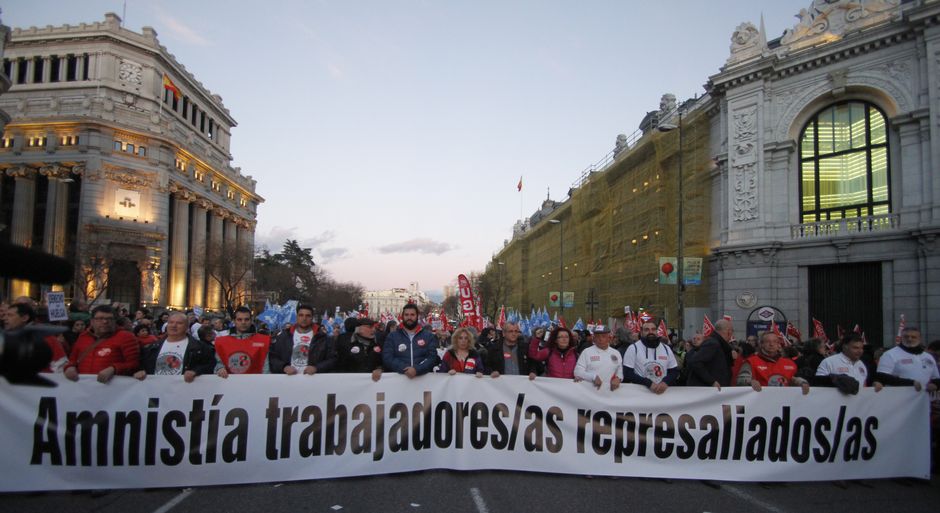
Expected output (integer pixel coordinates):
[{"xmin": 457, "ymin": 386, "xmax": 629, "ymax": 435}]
[
  {"xmin": 206, "ymin": 239, "xmax": 253, "ymax": 316},
  {"xmin": 74, "ymin": 239, "xmax": 111, "ymax": 306}
]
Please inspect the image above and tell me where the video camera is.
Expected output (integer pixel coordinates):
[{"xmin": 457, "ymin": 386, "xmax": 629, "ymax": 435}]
[{"xmin": 0, "ymin": 241, "xmax": 74, "ymax": 386}]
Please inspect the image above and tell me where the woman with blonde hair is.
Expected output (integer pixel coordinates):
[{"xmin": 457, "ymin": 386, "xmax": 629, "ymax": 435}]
[{"xmin": 440, "ymin": 327, "xmax": 485, "ymax": 377}]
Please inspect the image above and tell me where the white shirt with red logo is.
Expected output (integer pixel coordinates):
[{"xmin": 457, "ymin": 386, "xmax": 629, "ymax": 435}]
[
  {"xmin": 574, "ymin": 345, "xmax": 624, "ymax": 384},
  {"xmin": 291, "ymin": 329, "xmax": 313, "ymax": 372},
  {"xmin": 156, "ymin": 339, "xmax": 188, "ymax": 376},
  {"xmin": 623, "ymin": 341, "xmax": 678, "ymax": 384},
  {"xmin": 816, "ymin": 352, "xmax": 868, "ymax": 385},
  {"xmin": 877, "ymin": 346, "xmax": 940, "ymax": 386}
]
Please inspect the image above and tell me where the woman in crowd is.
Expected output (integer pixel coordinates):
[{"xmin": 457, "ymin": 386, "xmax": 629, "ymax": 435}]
[
  {"xmin": 528, "ymin": 326, "xmax": 578, "ymax": 379},
  {"xmin": 440, "ymin": 327, "xmax": 485, "ymax": 376},
  {"xmin": 62, "ymin": 318, "xmax": 86, "ymax": 355},
  {"xmin": 133, "ymin": 323, "xmax": 159, "ymax": 348}
]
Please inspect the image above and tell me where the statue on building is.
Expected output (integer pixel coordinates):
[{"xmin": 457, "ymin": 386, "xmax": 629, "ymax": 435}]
[{"xmin": 614, "ymin": 134, "xmax": 628, "ymax": 157}]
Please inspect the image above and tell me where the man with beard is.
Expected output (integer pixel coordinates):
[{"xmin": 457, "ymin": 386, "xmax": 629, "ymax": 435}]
[
  {"xmin": 215, "ymin": 306, "xmax": 272, "ymax": 377},
  {"xmin": 270, "ymin": 304, "xmax": 334, "ymax": 375},
  {"xmin": 336, "ymin": 317, "xmax": 383, "ymax": 381},
  {"xmin": 134, "ymin": 312, "xmax": 215, "ymax": 382},
  {"xmin": 485, "ymin": 321, "xmax": 536, "ymax": 379},
  {"xmin": 623, "ymin": 320, "xmax": 678, "ymax": 394},
  {"xmin": 686, "ymin": 318, "xmax": 734, "ymax": 389},
  {"xmin": 382, "ymin": 303, "xmax": 439, "ymax": 378},
  {"xmin": 876, "ymin": 326, "xmax": 940, "ymax": 391},
  {"xmin": 734, "ymin": 332, "xmax": 809, "ymax": 394}
]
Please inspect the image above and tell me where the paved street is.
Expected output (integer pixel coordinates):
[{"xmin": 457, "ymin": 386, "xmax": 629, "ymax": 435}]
[{"xmin": 2, "ymin": 471, "xmax": 938, "ymax": 513}]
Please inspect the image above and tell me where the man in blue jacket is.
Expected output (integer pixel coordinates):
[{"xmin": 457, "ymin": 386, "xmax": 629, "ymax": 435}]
[{"xmin": 383, "ymin": 303, "xmax": 439, "ymax": 378}]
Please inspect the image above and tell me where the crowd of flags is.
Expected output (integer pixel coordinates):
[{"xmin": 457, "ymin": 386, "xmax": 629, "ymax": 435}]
[{"xmin": 255, "ymin": 298, "xmax": 909, "ymax": 349}]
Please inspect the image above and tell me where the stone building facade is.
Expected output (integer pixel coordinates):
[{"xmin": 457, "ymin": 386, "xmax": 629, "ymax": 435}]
[
  {"xmin": 0, "ymin": 13, "xmax": 263, "ymax": 310},
  {"xmin": 708, "ymin": 0, "xmax": 940, "ymax": 344}
]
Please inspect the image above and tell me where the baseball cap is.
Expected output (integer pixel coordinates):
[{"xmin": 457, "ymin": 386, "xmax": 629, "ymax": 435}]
[{"xmin": 592, "ymin": 324, "xmax": 611, "ymax": 334}]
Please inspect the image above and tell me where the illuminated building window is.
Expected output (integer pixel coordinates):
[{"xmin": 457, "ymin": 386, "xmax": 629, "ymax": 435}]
[
  {"xmin": 175, "ymin": 158, "xmax": 186, "ymax": 171},
  {"xmin": 799, "ymin": 101, "xmax": 890, "ymax": 223},
  {"xmin": 1, "ymin": 137, "xmax": 13, "ymax": 148},
  {"xmin": 60, "ymin": 135, "xmax": 79, "ymax": 146},
  {"xmin": 239, "ymin": 196, "xmax": 248, "ymax": 207},
  {"xmin": 227, "ymin": 189, "xmax": 235, "ymax": 200},
  {"xmin": 194, "ymin": 169, "xmax": 205, "ymax": 182},
  {"xmin": 211, "ymin": 179, "xmax": 221, "ymax": 192},
  {"xmin": 27, "ymin": 136, "xmax": 46, "ymax": 147}
]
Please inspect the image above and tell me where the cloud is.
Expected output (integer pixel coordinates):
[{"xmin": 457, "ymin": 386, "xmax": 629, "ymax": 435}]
[
  {"xmin": 318, "ymin": 247, "xmax": 350, "ymax": 263},
  {"xmin": 153, "ymin": 7, "xmax": 211, "ymax": 46},
  {"xmin": 377, "ymin": 238, "xmax": 455, "ymax": 255}
]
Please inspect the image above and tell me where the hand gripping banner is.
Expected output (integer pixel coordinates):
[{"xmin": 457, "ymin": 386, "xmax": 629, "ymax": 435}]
[{"xmin": 0, "ymin": 374, "xmax": 930, "ymax": 491}]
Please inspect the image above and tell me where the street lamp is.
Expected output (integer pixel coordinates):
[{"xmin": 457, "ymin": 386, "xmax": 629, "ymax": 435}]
[
  {"xmin": 497, "ymin": 261, "xmax": 505, "ymax": 309},
  {"xmin": 658, "ymin": 108, "xmax": 684, "ymax": 341},
  {"xmin": 548, "ymin": 219, "xmax": 563, "ymax": 318}
]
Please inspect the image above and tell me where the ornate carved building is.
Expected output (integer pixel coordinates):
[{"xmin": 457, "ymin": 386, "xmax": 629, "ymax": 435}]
[
  {"xmin": 0, "ymin": 13, "xmax": 263, "ymax": 310},
  {"xmin": 709, "ymin": 0, "xmax": 940, "ymax": 344}
]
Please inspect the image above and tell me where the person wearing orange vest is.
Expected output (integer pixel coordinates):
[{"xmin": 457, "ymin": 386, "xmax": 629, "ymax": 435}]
[
  {"xmin": 734, "ymin": 331, "xmax": 810, "ymax": 394},
  {"xmin": 214, "ymin": 306, "xmax": 272, "ymax": 377}
]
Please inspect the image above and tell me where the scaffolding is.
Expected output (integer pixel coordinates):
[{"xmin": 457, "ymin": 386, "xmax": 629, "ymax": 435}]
[{"xmin": 493, "ymin": 109, "xmax": 712, "ymax": 327}]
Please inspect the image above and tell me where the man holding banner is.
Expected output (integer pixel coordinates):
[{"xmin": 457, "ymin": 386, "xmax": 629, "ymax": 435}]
[
  {"xmin": 383, "ymin": 303, "xmax": 439, "ymax": 378},
  {"xmin": 269, "ymin": 304, "xmax": 333, "ymax": 375},
  {"xmin": 622, "ymin": 320, "xmax": 678, "ymax": 394},
  {"xmin": 734, "ymin": 332, "xmax": 809, "ymax": 394},
  {"xmin": 134, "ymin": 312, "xmax": 215, "ymax": 383},
  {"xmin": 686, "ymin": 318, "xmax": 734, "ymax": 389},
  {"xmin": 215, "ymin": 306, "xmax": 272, "ymax": 377},
  {"xmin": 64, "ymin": 304, "xmax": 139, "ymax": 384}
]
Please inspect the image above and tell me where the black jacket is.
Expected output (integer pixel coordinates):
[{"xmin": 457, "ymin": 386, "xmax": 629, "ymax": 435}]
[
  {"xmin": 484, "ymin": 339, "xmax": 537, "ymax": 375},
  {"xmin": 269, "ymin": 325, "xmax": 336, "ymax": 373},
  {"xmin": 686, "ymin": 333, "xmax": 734, "ymax": 386},
  {"xmin": 335, "ymin": 334, "xmax": 383, "ymax": 373},
  {"xmin": 139, "ymin": 336, "xmax": 215, "ymax": 376}
]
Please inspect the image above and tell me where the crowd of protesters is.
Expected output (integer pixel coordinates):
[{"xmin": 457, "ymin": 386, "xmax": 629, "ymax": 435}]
[{"xmin": 1, "ymin": 297, "xmax": 939, "ymax": 472}]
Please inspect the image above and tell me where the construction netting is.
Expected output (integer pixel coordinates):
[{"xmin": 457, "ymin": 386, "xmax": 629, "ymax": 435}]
[{"xmin": 494, "ymin": 109, "xmax": 712, "ymax": 327}]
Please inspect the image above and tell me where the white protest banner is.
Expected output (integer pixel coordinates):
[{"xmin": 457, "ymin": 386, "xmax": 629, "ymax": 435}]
[
  {"xmin": 45, "ymin": 292, "xmax": 68, "ymax": 322},
  {"xmin": 0, "ymin": 374, "xmax": 929, "ymax": 491}
]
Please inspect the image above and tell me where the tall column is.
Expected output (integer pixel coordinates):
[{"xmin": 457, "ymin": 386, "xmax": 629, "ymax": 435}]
[
  {"xmin": 7, "ymin": 166, "xmax": 36, "ymax": 298},
  {"xmin": 40, "ymin": 165, "xmax": 70, "ymax": 257},
  {"xmin": 206, "ymin": 209, "xmax": 225, "ymax": 310},
  {"xmin": 169, "ymin": 194, "xmax": 191, "ymax": 308},
  {"xmin": 188, "ymin": 200, "xmax": 209, "ymax": 309}
]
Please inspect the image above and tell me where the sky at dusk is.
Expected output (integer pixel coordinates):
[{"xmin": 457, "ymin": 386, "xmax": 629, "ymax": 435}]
[{"xmin": 4, "ymin": 0, "xmax": 811, "ymax": 298}]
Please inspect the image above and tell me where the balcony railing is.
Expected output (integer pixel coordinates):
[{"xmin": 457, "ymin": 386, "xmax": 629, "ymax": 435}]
[{"xmin": 790, "ymin": 213, "xmax": 900, "ymax": 239}]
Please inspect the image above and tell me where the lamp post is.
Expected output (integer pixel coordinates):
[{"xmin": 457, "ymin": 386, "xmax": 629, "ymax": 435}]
[
  {"xmin": 548, "ymin": 219, "xmax": 563, "ymax": 318},
  {"xmin": 497, "ymin": 261, "xmax": 505, "ymax": 310},
  {"xmin": 658, "ymin": 109, "xmax": 684, "ymax": 342}
]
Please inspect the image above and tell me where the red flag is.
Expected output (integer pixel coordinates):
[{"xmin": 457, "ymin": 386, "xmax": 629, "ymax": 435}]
[
  {"xmin": 558, "ymin": 316, "xmax": 567, "ymax": 329},
  {"xmin": 812, "ymin": 318, "xmax": 828, "ymax": 342},
  {"xmin": 625, "ymin": 307, "xmax": 636, "ymax": 333},
  {"xmin": 896, "ymin": 314, "xmax": 906, "ymax": 344},
  {"xmin": 497, "ymin": 306, "xmax": 506, "ymax": 330},
  {"xmin": 702, "ymin": 314, "xmax": 715, "ymax": 337},
  {"xmin": 657, "ymin": 319, "xmax": 668, "ymax": 338},
  {"xmin": 786, "ymin": 321, "xmax": 802, "ymax": 342},
  {"xmin": 853, "ymin": 324, "xmax": 867, "ymax": 345},
  {"xmin": 771, "ymin": 322, "xmax": 789, "ymax": 346},
  {"xmin": 517, "ymin": 176, "xmax": 523, "ymax": 192},
  {"xmin": 457, "ymin": 274, "xmax": 481, "ymax": 330},
  {"xmin": 440, "ymin": 312, "xmax": 452, "ymax": 332}
]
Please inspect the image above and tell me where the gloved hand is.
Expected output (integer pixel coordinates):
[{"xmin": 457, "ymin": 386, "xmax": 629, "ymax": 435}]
[{"xmin": 832, "ymin": 374, "xmax": 859, "ymax": 395}]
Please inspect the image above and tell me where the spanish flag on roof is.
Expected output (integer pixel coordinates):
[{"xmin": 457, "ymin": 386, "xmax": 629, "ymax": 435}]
[{"xmin": 162, "ymin": 73, "xmax": 181, "ymax": 100}]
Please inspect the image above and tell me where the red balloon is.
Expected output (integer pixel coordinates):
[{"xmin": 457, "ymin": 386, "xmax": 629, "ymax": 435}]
[
  {"xmin": 550, "ymin": 294, "xmax": 559, "ymax": 301},
  {"xmin": 661, "ymin": 262, "xmax": 674, "ymax": 275}
]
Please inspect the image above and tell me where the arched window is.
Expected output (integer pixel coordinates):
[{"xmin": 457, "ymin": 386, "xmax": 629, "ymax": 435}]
[{"xmin": 799, "ymin": 101, "xmax": 890, "ymax": 223}]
